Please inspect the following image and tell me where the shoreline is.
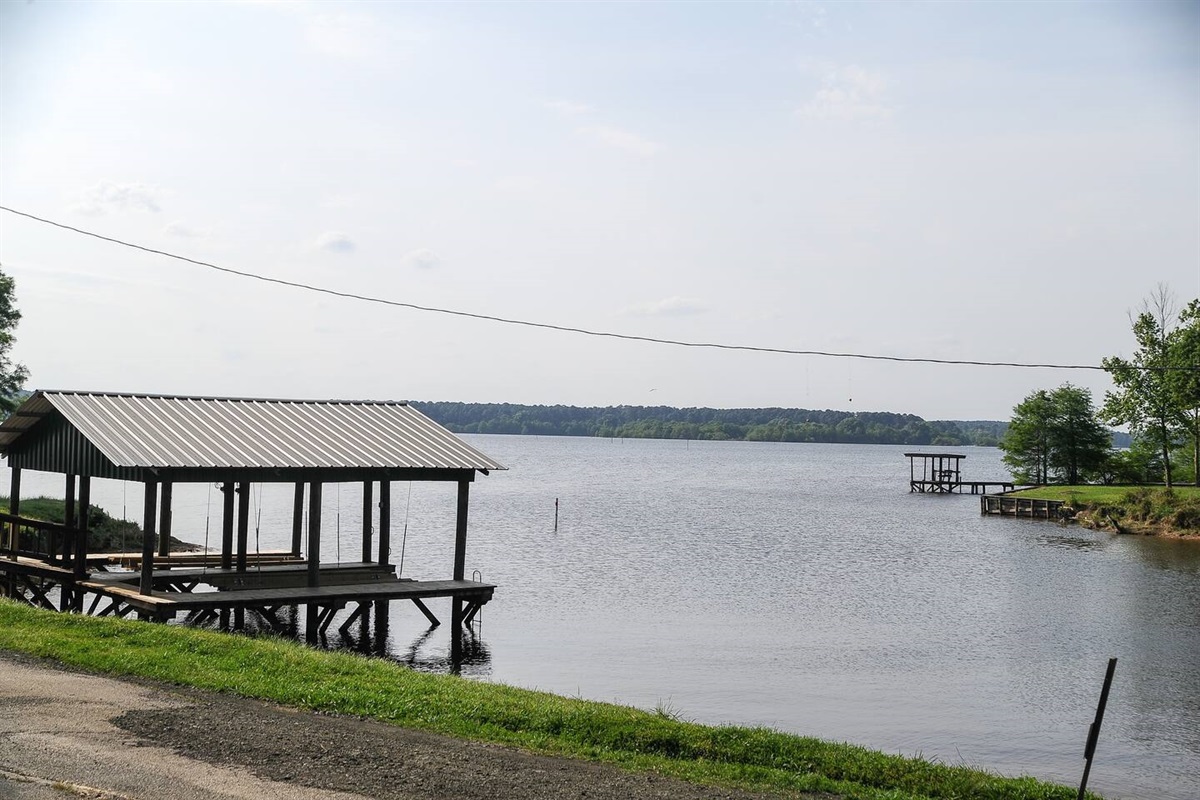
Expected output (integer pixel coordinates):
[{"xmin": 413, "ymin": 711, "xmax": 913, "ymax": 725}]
[{"xmin": 0, "ymin": 600, "xmax": 1095, "ymax": 800}]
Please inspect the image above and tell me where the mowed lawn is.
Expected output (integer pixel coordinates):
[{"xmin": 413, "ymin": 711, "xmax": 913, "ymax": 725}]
[{"xmin": 1012, "ymin": 485, "xmax": 1200, "ymax": 503}]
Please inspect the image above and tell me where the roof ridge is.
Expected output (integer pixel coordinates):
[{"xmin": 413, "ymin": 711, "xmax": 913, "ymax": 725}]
[{"xmin": 36, "ymin": 390, "xmax": 409, "ymax": 406}]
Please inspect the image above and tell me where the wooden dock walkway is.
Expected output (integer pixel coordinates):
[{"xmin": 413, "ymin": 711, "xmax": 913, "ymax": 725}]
[
  {"xmin": 4, "ymin": 552, "xmax": 495, "ymax": 634},
  {"xmin": 77, "ymin": 575, "xmax": 494, "ymax": 617},
  {"xmin": 911, "ymin": 480, "xmax": 1016, "ymax": 495}
]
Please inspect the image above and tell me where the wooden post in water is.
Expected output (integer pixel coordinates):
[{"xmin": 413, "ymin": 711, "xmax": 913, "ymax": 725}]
[
  {"xmin": 291, "ymin": 482, "xmax": 304, "ymax": 558},
  {"xmin": 1078, "ymin": 658, "xmax": 1118, "ymax": 800},
  {"xmin": 220, "ymin": 482, "xmax": 234, "ymax": 571},
  {"xmin": 450, "ymin": 479, "xmax": 470, "ymax": 667},
  {"xmin": 361, "ymin": 481, "xmax": 373, "ymax": 563},
  {"xmin": 235, "ymin": 481, "xmax": 250, "ymax": 629},
  {"xmin": 378, "ymin": 480, "xmax": 390, "ymax": 566},
  {"xmin": 554, "ymin": 498, "xmax": 559, "ymax": 532},
  {"xmin": 236, "ymin": 482, "xmax": 250, "ymax": 572},
  {"xmin": 306, "ymin": 481, "xmax": 323, "ymax": 644}
]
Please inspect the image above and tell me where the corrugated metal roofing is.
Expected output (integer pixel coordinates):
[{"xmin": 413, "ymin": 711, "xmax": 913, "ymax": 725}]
[{"xmin": 0, "ymin": 391, "xmax": 506, "ymax": 472}]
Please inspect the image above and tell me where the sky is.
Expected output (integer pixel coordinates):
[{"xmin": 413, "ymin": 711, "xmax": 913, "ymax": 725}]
[{"xmin": 0, "ymin": 0, "xmax": 1197, "ymax": 421}]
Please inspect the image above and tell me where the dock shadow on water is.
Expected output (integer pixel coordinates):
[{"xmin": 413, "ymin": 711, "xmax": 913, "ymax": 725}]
[{"xmin": 197, "ymin": 600, "xmax": 493, "ymax": 676}]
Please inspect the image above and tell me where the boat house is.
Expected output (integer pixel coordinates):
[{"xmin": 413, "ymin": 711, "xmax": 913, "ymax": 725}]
[{"xmin": 0, "ymin": 390, "xmax": 504, "ymax": 646}]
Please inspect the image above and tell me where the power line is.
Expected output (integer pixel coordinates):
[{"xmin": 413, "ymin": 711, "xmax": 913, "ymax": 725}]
[{"xmin": 0, "ymin": 204, "xmax": 1122, "ymax": 371}]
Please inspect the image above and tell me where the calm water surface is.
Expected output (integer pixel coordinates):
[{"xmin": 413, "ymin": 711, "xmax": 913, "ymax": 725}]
[{"xmin": 6, "ymin": 437, "xmax": 1198, "ymax": 799}]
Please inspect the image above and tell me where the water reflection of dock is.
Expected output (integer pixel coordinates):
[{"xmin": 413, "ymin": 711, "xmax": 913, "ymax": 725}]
[{"xmin": 905, "ymin": 452, "xmax": 1015, "ymax": 494}]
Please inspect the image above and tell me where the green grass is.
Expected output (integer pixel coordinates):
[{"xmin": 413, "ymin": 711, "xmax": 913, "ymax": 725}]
[
  {"xmin": 1011, "ymin": 485, "xmax": 1200, "ymax": 504},
  {"xmin": 0, "ymin": 601, "xmax": 1094, "ymax": 800}
]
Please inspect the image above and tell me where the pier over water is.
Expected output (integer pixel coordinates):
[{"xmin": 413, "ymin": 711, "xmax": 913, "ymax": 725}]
[{"xmin": 905, "ymin": 452, "xmax": 1015, "ymax": 494}]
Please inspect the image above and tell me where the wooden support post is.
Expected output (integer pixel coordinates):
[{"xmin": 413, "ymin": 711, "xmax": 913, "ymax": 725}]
[
  {"xmin": 221, "ymin": 481, "xmax": 234, "ymax": 571},
  {"xmin": 450, "ymin": 604, "xmax": 464, "ymax": 672},
  {"xmin": 306, "ymin": 482, "xmax": 322, "ymax": 644},
  {"xmin": 361, "ymin": 481, "xmax": 373, "ymax": 563},
  {"xmin": 158, "ymin": 481, "xmax": 173, "ymax": 558},
  {"xmin": 291, "ymin": 482, "xmax": 304, "ymax": 558},
  {"xmin": 453, "ymin": 479, "xmax": 470, "ymax": 582},
  {"xmin": 410, "ymin": 598, "xmax": 440, "ymax": 627},
  {"xmin": 378, "ymin": 480, "xmax": 390, "ymax": 566},
  {"xmin": 60, "ymin": 475, "xmax": 77, "ymax": 610},
  {"xmin": 140, "ymin": 478, "xmax": 158, "ymax": 596},
  {"xmin": 307, "ymin": 482, "xmax": 322, "ymax": 588},
  {"xmin": 73, "ymin": 478, "xmax": 90, "ymax": 611},
  {"xmin": 236, "ymin": 482, "xmax": 250, "ymax": 572},
  {"xmin": 7, "ymin": 466, "xmax": 20, "ymax": 558},
  {"xmin": 373, "ymin": 599, "xmax": 389, "ymax": 656},
  {"xmin": 234, "ymin": 482, "xmax": 249, "ymax": 631},
  {"xmin": 451, "ymin": 478, "xmax": 470, "ymax": 653}
]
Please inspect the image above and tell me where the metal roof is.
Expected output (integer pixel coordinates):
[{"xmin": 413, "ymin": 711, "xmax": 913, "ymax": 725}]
[{"xmin": 0, "ymin": 391, "xmax": 506, "ymax": 472}]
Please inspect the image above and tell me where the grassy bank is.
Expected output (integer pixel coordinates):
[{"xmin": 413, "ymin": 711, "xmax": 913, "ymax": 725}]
[
  {"xmin": 1, "ymin": 495, "xmax": 198, "ymax": 552},
  {"xmin": 0, "ymin": 601, "xmax": 1091, "ymax": 800},
  {"xmin": 1010, "ymin": 486, "xmax": 1200, "ymax": 536}
]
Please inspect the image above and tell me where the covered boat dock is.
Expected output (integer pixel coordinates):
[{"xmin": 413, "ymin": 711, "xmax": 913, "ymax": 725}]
[{"xmin": 0, "ymin": 390, "xmax": 505, "ymax": 648}]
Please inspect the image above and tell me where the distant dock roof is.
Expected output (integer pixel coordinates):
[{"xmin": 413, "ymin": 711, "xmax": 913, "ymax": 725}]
[{"xmin": 903, "ymin": 452, "xmax": 966, "ymax": 459}]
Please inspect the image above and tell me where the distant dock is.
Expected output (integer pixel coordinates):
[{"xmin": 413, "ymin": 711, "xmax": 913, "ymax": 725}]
[{"xmin": 905, "ymin": 452, "xmax": 1015, "ymax": 494}]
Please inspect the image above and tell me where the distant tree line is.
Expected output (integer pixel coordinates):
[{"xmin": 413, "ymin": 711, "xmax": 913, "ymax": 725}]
[{"xmin": 414, "ymin": 402, "xmax": 1053, "ymax": 447}]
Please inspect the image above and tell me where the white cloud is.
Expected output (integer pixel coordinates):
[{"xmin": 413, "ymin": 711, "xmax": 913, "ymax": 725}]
[
  {"xmin": 545, "ymin": 99, "xmax": 595, "ymax": 116},
  {"xmin": 579, "ymin": 125, "xmax": 662, "ymax": 156},
  {"xmin": 399, "ymin": 248, "xmax": 441, "ymax": 270},
  {"xmin": 71, "ymin": 181, "xmax": 162, "ymax": 215},
  {"xmin": 624, "ymin": 296, "xmax": 709, "ymax": 316},
  {"xmin": 799, "ymin": 65, "xmax": 892, "ymax": 122},
  {"xmin": 314, "ymin": 231, "xmax": 356, "ymax": 253},
  {"xmin": 163, "ymin": 221, "xmax": 210, "ymax": 239}
]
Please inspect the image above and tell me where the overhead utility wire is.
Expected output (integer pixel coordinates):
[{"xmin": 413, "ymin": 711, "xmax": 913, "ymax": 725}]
[{"xmin": 0, "ymin": 204, "xmax": 1126, "ymax": 371}]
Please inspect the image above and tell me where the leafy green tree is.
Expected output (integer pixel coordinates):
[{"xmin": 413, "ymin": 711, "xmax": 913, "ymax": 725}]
[
  {"xmin": 1001, "ymin": 385, "xmax": 1110, "ymax": 484},
  {"xmin": 1000, "ymin": 390, "xmax": 1055, "ymax": 483},
  {"xmin": 1172, "ymin": 300, "xmax": 1200, "ymax": 486},
  {"xmin": 0, "ymin": 266, "xmax": 29, "ymax": 414},
  {"xmin": 1102, "ymin": 287, "xmax": 1188, "ymax": 487},
  {"xmin": 1046, "ymin": 385, "xmax": 1111, "ymax": 484}
]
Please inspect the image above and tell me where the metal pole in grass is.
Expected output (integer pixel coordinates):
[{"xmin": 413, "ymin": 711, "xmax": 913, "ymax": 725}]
[{"xmin": 1078, "ymin": 657, "xmax": 1117, "ymax": 800}]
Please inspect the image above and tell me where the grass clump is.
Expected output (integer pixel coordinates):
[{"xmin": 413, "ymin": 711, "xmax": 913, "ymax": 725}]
[{"xmin": 0, "ymin": 600, "xmax": 1094, "ymax": 799}]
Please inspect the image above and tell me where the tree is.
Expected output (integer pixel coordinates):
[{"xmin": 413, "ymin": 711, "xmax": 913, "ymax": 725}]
[
  {"xmin": 1102, "ymin": 286, "xmax": 1188, "ymax": 487},
  {"xmin": 1172, "ymin": 300, "xmax": 1200, "ymax": 486},
  {"xmin": 1000, "ymin": 389, "xmax": 1054, "ymax": 483},
  {"xmin": 0, "ymin": 266, "xmax": 29, "ymax": 414},
  {"xmin": 1000, "ymin": 385, "xmax": 1110, "ymax": 484},
  {"xmin": 1046, "ymin": 385, "xmax": 1111, "ymax": 484}
]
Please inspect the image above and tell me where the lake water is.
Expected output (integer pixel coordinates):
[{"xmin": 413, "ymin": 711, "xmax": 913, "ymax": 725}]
[{"xmin": 5, "ymin": 436, "xmax": 1199, "ymax": 800}]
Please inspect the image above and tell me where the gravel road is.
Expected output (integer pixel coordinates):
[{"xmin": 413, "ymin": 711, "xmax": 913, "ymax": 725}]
[{"xmin": 0, "ymin": 652, "xmax": 824, "ymax": 800}]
